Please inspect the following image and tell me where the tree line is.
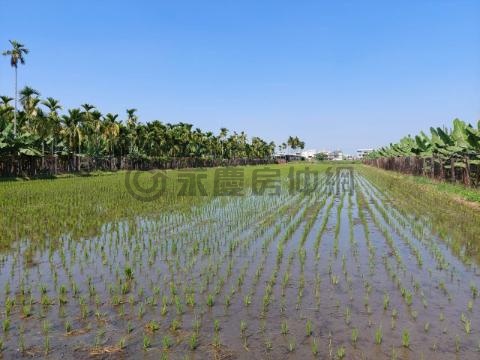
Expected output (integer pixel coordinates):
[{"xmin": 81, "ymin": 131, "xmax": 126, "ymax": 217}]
[
  {"xmin": 1, "ymin": 40, "xmax": 304, "ymax": 168},
  {"xmin": 365, "ymin": 118, "xmax": 480, "ymax": 186}
]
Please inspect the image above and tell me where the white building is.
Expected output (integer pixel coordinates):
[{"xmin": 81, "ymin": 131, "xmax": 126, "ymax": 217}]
[
  {"xmin": 356, "ymin": 149, "xmax": 374, "ymax": 159},
  {"xmin": 328, "ymin": 150, "xmax": 344, "ymax": 161},
  {"xmin": 301, "ymin": 149, "xmax": 317, "ymax": 160}
]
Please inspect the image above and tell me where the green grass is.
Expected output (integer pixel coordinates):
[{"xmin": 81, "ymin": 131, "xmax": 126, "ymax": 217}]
[
  {"xmin": 412, "ymin": 176, "xmax": 480, "ymax": 203},
  {"xmin": 359, "ymin": 164, "xmax": 480, "ymax": 204}
]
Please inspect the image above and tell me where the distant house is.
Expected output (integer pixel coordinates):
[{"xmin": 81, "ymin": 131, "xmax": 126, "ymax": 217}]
[
  {"xmin": 356, "ymin": 149, "xmax": 374, "ymax": 159},
  {"xmin": 301, "ymin": 149, "xmax": 317, "ymax": 160},
  {"xmin": 328, "ymin": 150, "xmax": 344, "ymax": 161}
]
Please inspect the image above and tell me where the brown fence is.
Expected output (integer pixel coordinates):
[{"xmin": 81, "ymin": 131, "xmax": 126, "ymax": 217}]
[
  {"xmin": 364, "ymin": 156, "xmax": 480, "ymax": 188},
  {"xmin": 0, "ymin": 155, "xmax": 277, "ymax": 178}
]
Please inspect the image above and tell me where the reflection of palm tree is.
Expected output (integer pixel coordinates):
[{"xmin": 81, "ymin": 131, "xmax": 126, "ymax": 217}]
[{"xmin": 2, "ymin": 40, "xmax": 29, "ymax": 136}]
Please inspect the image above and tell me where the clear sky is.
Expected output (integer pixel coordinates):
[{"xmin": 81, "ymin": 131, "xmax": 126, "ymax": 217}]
[{"xmin": 1, "ymin": 0, "xmax": 479, "ymax": 154}]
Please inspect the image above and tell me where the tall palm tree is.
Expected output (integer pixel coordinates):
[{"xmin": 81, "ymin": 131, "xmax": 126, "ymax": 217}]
[
  {"xmin": 0, "ymin": 96, "xmax": 14, "ymax": 108},
  {"xmin": 126, "ymin": 108, "xmax": 138, "ymax": 153},
  {"xmin": 286, "ymin": 136, "xmax": 305, "ymax": 154},
  {"xmin": 219, "ymin": 127, "xmax": 228, "ymax": 159},
  {"xmin": 19, "ymin": 86, "xmax": 41, "ymax": 130},
  {"xmin": 61, "ymin": 108, "xmax": 83, "ymax": 158},
  {"xmin": 102, "ymin": 113, "xmax": 120, "ymax": 156},
  {"xmin": 2, "ymin": 40, "xmax": 29, "ymax": 136},
  {"xmin": 41, "ymin": 97, "xmax": 62, "ymax": 154},
  {"xmin": 80, "ymin": 103, "xmax": 96, "ymax": 152}
]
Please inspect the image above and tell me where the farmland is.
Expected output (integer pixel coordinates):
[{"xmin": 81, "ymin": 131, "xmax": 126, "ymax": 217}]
[{"xmin": 0, "ymin": 163, "xmax": 479, "ymax": 359}]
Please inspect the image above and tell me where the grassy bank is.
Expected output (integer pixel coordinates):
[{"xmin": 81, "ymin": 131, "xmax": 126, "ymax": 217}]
[{"xmin": 360, "ymin": 164, "xmax": 480, "ymax": 205}]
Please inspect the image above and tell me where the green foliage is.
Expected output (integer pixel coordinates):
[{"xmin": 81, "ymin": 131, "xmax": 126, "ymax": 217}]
[
  {"xmin": 0, "ymin": 92, "xmax": 277, "ymax": 161},
  {"xmin": 0, "ymin": 123, "xmax": 41, "ymax": 156},
  {"xmin": 315, "ymin": 152, "xmax": 328, "ymax": 161},
  {"xmin": 367, "ymin": 118, "xmax": 480, "ymax": 161}
]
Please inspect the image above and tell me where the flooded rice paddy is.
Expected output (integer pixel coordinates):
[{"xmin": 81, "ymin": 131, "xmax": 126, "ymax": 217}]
[{"xmin": 1, "ymin": 165, "xmax": 480, "ymax": 359}]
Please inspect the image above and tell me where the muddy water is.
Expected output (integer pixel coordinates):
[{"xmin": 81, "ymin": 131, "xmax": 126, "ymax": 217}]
[{"xmin": 0, "ymin": 171, "xmax": 479, "ymax": 359}]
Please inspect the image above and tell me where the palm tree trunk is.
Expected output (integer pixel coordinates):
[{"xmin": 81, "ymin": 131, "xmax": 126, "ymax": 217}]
[
  {"xmin": 451, "ymin": 158, "xmax": 455, "ymax": 183},
  {"xmin": 439, "ymin": 157, "xmax": 445, "ymax": 180},
  {"xmin": 14, "ymin": 66, "xmax": 17, "ymax": 137},
  {"xmin": 42, "ymin": 142, "xmax": 45, "ymax": 168},
  {"xmin": 465, "ymin": 156, "xmax": 471, "ymax": 187}
]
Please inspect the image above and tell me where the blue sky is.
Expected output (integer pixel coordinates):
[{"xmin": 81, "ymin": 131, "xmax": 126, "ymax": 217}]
[{"xmin": 1, "ymin": 0, "xmax": 479, "ymax": 154}]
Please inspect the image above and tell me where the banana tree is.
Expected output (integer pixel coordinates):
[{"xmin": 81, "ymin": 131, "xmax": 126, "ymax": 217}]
[{"xmin": 0, "ymin": 123, "xmax": 40, "ymax": 157}]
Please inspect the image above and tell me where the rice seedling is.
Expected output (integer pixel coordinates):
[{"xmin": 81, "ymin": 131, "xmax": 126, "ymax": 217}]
[
  {"xmin": 2, "ymin": 319, "xmax": 10, "ymax": 333},
  {"xmin": 44, "ymin": 336, "xmax": 50, "ymax": 355},
  {"xmin": 455, "ymin": 335, "xmax": 461, "ymax": 353},
  {"xmin": 143, "ymin": 334, "xmax": 151, "ymax": 350},
  {"xmin": 115, "ymin": 336, "xmax": 126, "ymax": 350},
  {"xmin": 306, "ymin": 319, "xmax": 313, "ymax": 336},
  {"xmin": 383, "ymin": 293, "xmax": 390, "ymax": 310},
  {"xmin": 240, "ymin": 320, "xmax": 247, "ymax": 336},
  {"xmin": 336, "ymin": 346, "xmax": 346, "ymax": 359},
  {"xmin": 470, "ymin": 283, "xmax": 478, "ymax": 299},
  {"xmin": 424, "ymin": 322, "xmax": 430, "ymax": 333},
  {"xmin": 461, "ymin": 313, "xmax": 472, "ymax": 334},
  {"xmin": 127, "ymin": 321, "xmax": 134, "ymax": 333},
  {"xmin": 162, "ymin": 335, "xmax": 172, "ymax": 349},
  {"xmin": 375, "ymin": 326, "xmax": 383, "ymax": 345},
  {"xmin": 351, "ymin": 328, "xmax": 358, "ymax": 346},
  {"xmin": 171, "ymin": 318, "xmax": 181, "ymax": 331},
  {"xmin": 207, "ymin": 294, "xmax": 215, "ymax": 307},
  {"xmin": 214, "ymin": 319, "xmax": 220, "ymax": 333},
  {"xmin": 189, "ymin": 333, "xmax": 199, "ymax": 350},
  {"xmin": 288, "ymin": 338, "xmax": 296, "ymax": 352},
  {"xmin": 264, "ymin": 338, "xmax": 272, "ymax": 352},
  {"xmin": 146, "ymin": 320, "xmax": 160, "ymax": 332},
  {"xmin": 311, "ymin": 338, "xmax": 319, "ymax": 356},
  {"xmin": 402, "ymin": 329, "xmax": 410, "ymax": 348}
]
